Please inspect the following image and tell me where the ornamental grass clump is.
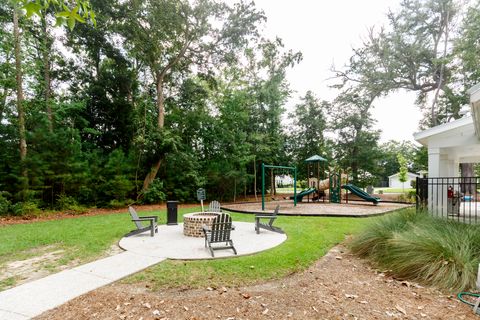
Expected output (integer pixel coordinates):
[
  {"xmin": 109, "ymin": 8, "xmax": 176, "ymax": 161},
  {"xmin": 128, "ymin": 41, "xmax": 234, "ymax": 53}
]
[
  {"xmin": 350, "ymin": 208, "xmax": 426, "ymax": 258},
  {"xmin": 350, "ymin": 209, "xmax": 480, "ymax": 291}
]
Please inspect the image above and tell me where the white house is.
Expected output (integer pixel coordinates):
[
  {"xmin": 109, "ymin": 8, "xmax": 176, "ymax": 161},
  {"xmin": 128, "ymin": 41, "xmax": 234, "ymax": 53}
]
[
  {"xmin": 388, "ymin": 172, "xmax": 420, "ymax": 188},
  {"xmin": 413, "ymin": 83, "xmax": 480, "ymax": 214},
  {"xmin": 413, "ymin": 83, "xmax": 480, "ymax": 179},
  {"xmin": 275, "ymin": 174, "xmax": 293, "ymax": 187}
]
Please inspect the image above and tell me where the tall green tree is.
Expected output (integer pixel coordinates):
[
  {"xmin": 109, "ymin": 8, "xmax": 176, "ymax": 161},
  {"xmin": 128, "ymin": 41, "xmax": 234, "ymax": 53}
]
[
  {"xmin": 378, "ymin": 140, "xmax": 423, "ymax": 182},
  {"xmin": 119, "ymin": 0, "xmax": 265, "ymax": 192},
  {"xmin": 397, "ymin": 153, "xmax": 408, "ymax": 192},
  {"xmin": 288, "ymin": 91, "xmax": 330, "ymax": 178},
  {"xmin": 330, "ymin": 90, "xmax": 382, "ymax": 186},
  {"xmin": 333, "ymin": 0, "xmax": 457, "ymax": 127},
  {"xmin": 12, "ymin": 2, "xmax": 28, "ymax": 191}
]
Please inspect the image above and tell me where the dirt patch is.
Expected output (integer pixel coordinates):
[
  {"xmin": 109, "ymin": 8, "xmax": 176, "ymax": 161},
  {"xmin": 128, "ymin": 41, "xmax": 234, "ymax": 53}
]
[
  {"xmin": 0, "ymin": 243, "xmax": 124, "ymax": 291},
  {"xmin": 0, "ymin": 246, "xmax": 71, "ymax": 289},
  {"xmin": 35, "ymin": 245, "xmax": 476, "ymax": 320}
]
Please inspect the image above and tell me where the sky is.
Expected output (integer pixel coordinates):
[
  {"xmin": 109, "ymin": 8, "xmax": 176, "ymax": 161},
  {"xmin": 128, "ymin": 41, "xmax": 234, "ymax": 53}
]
[{"xmin": 251, "ymin": 0, "xmax": 423, "ymax": 143}]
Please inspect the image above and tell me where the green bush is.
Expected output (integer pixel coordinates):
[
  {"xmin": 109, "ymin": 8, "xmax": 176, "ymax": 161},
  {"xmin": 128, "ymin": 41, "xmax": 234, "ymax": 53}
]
[
  {"xmin": 0, "ymin": 193, "xmax": 11, "ymax": 215},
  {"xmin": 410, "ymin": 179, "xmax": 417, "ymax": 188},
  {"xmin": 350, "ymin": 209, "xmax": 480, "ymax": 291},
  {"xmin": 350, "ymin": 208, "xmax": 424, "ymax": 258},
  {"xmin": 108, "ymin": 199, "xmax": 134, "ymax": 209},
  {"xmin": 56, "ymin": 194, "xmax": 88, "ymax": 215},
  {"xmin": 396, "ymin": 192, "xmax": 416, "ymax": 203},
  {"xmin": 141, "ymin": 179, "xmax": 166, "ymax": 204},
  {"xmin": 11, "ymin": 201, "xmax": 42, "ymax": 217}
]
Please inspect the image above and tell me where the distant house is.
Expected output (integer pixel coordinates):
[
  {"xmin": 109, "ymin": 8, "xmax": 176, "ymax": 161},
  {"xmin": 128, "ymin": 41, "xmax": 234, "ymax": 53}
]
[
  {"xmin": 275, "ymin": 175, "xmax": 293, "ymax": 187},
  {"xmin": 388, "ymin": 172, "xmax": 420, "ymax": 188}
]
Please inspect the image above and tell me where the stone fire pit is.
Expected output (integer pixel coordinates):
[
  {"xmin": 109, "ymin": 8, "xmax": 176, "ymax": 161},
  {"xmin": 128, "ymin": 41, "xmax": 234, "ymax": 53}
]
[{"xmin": 183, "ymin": 212, "xmax": 220, "ymax": 237}]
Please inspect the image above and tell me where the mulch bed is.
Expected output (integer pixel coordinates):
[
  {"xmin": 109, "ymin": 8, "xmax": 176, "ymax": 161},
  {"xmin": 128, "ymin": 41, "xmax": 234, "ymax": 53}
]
[
  {"xmin": 35, "ymin": 245, "xmax": 476, "ymax": 320},
  {"xmin": 0, "ymin": 204, "xmax": 200, "ymax": 226}
]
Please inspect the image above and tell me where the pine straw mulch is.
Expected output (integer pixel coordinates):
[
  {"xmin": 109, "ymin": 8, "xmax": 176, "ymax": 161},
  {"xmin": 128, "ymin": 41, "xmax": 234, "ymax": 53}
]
[{"xmin": 35, "ymin": 245, "xmax": 476, "ymax": 320}]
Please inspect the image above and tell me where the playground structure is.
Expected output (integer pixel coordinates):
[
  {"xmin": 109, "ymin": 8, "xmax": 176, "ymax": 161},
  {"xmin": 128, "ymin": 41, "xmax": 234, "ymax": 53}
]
[
  {"xmin": 295, "ymin": 155, "xmax": 380, "ymax": 206},
  {"xmin": 261, "ymin": 156, "xmax": 380, "ymax": 212},
  {"xmin": 305, "ymin": 155, "xmax": 328, "ymax": 201}
]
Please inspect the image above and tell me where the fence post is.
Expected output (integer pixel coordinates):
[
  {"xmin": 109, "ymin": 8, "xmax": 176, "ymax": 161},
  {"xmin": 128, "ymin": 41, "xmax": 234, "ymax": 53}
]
[{"xmin": 416, "ymin": 177, "xmax": 419, "ymax": 212}]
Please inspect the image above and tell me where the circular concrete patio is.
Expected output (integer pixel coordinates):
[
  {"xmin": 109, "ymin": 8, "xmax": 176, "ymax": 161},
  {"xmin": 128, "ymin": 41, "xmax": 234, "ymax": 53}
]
[{"xmin": 119, "ymin": 222, "xmax": 287, "ymax": 260}]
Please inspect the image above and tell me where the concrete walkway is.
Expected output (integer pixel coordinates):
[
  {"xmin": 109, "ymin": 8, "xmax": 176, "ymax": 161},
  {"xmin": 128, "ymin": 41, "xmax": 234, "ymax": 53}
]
[{"xmin": 0, "ymin": 222, "xmax": 286, "ymax": 319}]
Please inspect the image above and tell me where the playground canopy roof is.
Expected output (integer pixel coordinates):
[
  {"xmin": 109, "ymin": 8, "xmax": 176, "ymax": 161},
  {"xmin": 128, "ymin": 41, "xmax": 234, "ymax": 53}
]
[{"xmin": 304, "ymin": 155, "xmax": 327, "ymax": 162}]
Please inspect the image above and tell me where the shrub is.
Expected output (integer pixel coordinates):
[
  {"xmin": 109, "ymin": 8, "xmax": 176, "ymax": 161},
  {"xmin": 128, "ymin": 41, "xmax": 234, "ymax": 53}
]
[
  {"xmin": 396, "ymin": 192, "xmax": 415, "ymax": 203},
  {"xmin": 385, "ymin": 221, "xmax": 480, "ymax": 291},
  {"xmin": 56, "ymin": 194, "xmax": 88, "ymax": 215},
  {"xmin": 11, "ymin": 201, "xmax": 42, "ymax": 217},
  {"xmin": 108, "ymin": 199, "xmax": 134, "ymax": 209},
  {"xmin": 410, "ymin": 179, "xmax": 416, "ymax": 188},
  {"xmin": 141, "ymin": 179, "xmax": 166, "ymax": 204},
  {"xmin": 350, "ymin": 209, "xmax": 480, "ymax": 291},
  {"xmin": 0, "ymin": 193, "xmax": 11, "ymax": 215},
  {"xmin": 350, "ymin": 208, "xmax": 424, "ymax": 258}
]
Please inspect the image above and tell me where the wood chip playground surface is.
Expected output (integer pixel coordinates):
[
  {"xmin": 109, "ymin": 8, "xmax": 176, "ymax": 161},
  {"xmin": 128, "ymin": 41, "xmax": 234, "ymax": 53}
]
[{"xmin": 223, "ymin": 200, "xmax": 412, "ymax": 217}]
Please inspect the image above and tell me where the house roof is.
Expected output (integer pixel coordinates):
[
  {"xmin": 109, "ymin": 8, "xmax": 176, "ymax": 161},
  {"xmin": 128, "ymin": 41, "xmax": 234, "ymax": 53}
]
[
  {"xmin": 413, "ymin": 116, "xmax": 473, "ymax": 146},
  {"xmin": 414, "ymin": 83, "xmax": 480, "ymax": 146},
  {"xmin": 388, "ymin": 172, "xmax": 420, "ymax": 179},
  {"xmin": 468, "ymin": 83, "xmax": 480, "ymax": 136}
]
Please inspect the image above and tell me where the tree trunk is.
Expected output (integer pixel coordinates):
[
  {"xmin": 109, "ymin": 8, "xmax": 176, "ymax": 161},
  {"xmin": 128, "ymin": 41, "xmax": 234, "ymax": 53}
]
[
  {"xmin": 142, "ymin": 158, "xmax": 162, "ymax": 193},
  {"xmin": 41, "ymin": 16, "xmax": 53, "ymax": 131},
  {"xmin": 460, "ymin": 163, "xmax": 474, "ymax": 195},
  {"xmin": 244, "ymin": 179, "xmax": 247, "ymax": 200},
  {"xmin": 13, "ymin": 9, "xmax": 28, "ymax": 183},
  {"xmin": 156, "ymin": 73, "xmax": 165, "ymax": 128},
  {"xmin": 141, "ymin": 73, "xmax": 166, "ymax": 192},
  {"xmin": 233, "ymin": 177, "xmax": 236, "ymax": 203},
  {"xmin": 430, "ymin": 6, "xmax": 450, "ymax": 126},
  {"xmin": 253, "ymin": 156, "xmax": 257, "ymax": 200}
]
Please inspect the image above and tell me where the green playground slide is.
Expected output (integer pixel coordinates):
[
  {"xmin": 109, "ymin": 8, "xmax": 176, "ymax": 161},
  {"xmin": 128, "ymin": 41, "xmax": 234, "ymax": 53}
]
[
  {"xmin": 289, "ymin": 188, "xmax": 316, "ymax": 202},
  {"xmin": 342, "ymin": 184, "xmax": 380, "ymax": 205}
]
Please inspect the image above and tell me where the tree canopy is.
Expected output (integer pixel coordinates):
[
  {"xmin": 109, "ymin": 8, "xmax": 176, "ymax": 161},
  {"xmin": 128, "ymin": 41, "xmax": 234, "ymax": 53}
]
[{"xmin": 1, "ymin": 0, "xmax": 479, "ymax": 214}]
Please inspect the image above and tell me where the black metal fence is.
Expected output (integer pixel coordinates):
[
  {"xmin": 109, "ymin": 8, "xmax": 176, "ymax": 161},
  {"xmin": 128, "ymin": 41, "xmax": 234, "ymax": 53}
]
[{"xmin": 416, "ymin": 177, "xmax": 480, "ymax": 224}]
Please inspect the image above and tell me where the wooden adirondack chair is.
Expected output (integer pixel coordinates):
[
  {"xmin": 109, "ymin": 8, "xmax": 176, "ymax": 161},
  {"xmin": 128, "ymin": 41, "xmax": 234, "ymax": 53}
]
[
  {"xmin": 202, "ymin": 213, "xmax": 237, "ymax": 257},
  {"xmin": 255, "ymin": 204, "xmax": 284, "ymax": 234},
  {"xmin": 208, "ymin": 200, "xmax": 222, "ymax": 212},
  {"xmin": 126, "ymin": 206, "xmax": 158, "ymax": 237}
]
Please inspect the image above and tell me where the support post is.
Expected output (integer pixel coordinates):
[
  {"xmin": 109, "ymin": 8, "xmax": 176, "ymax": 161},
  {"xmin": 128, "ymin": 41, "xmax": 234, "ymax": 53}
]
[
  {"xmin": 294, "ymin": 167, "xmax": 297, "ymax": 207},
  {"xmin": 262, "ymin": 163, "xmax": 265, "ymax": 211}
]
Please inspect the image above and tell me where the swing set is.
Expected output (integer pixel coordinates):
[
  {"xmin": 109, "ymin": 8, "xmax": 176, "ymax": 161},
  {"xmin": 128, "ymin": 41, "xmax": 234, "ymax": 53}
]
[{"xmin": 261, "ymin": 163, "xmax": 297, "ymax": 211}]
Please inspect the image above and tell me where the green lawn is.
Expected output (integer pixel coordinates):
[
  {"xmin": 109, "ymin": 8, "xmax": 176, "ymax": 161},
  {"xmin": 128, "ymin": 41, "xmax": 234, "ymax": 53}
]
[
  {"xmin": 0, "ymin": 206, "xmax": 376, "ymax": 290},
  {"xmin": 123, "ymin": 212, "xmax": 373, "ymax": 290},
  {"xmin": 276, "ymin": 187, "xmax": 296, "ymax": 194},
  {"xmin": 0, "ymin": 206, "xmax": 199, "ymax": 289},
  {"xmin": 375, "ymin": 187, "xmax": 415, "ymax": 193}
]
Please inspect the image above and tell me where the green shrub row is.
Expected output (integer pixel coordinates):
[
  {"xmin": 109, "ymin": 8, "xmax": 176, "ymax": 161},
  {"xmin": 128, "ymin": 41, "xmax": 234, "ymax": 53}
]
[
  {"xmin": 0, "ymin": 193, "xmax": 89, "ymax": 217},
  {"xmin": 350, "ymin": 208, "xmax": 480, "ymax": 291}
]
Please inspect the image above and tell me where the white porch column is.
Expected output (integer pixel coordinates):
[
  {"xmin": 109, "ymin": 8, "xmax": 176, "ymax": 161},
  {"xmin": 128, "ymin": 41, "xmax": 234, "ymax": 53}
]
[
  {"xmin": 428, "ymin": 148, "xmax": 449, "ymax": 215},
  {"xmin": 428, "ymin": 148, "xmax": 441, "ymax": 177},
  {"xmin": 441, "ymin": 156, "xmax": 455, "ymax": 176}
]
